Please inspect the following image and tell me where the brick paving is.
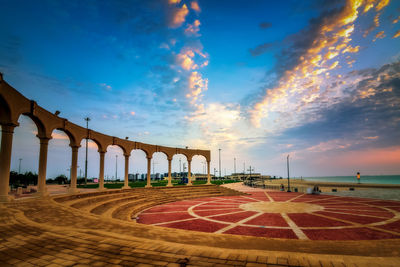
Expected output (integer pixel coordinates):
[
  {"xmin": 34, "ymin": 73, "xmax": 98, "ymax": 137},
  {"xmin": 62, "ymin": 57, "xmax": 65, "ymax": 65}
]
[{"xmin": 0, "ymin": 184, "xmax": 399, "ymax": 266}]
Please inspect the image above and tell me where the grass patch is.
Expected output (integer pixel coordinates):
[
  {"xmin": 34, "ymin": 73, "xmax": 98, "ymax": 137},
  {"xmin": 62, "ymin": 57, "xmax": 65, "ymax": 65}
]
[{"xmin": 77, "ymin": 179, "xmax": 241, "ymax": 189}]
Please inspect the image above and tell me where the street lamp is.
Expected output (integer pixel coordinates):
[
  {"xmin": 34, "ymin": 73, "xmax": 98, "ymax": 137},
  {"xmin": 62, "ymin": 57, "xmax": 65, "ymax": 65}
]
[
  {"xmin": 287, "ymin": 154, "xmax": 291, "ymax": 192},
  {"xmin": 84, "ymin": 117, "xmax": 90, "ymax": 184},
  {"xmin": 115, "ymin": 155, "xmax": 118, "ymax": 181},
  {"xmin": 18, "ymin": 158, "xmax": 22, "ymax": 174},
  {"xmin": 218, "ymin": 148, "xmax": 221, "ymax": 179}
]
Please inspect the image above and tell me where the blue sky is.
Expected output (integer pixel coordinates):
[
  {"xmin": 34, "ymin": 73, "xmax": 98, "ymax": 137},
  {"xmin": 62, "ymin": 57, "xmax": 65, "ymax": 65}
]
[{"xmin": 1, "ymin": 0, "xmax": 399, "ymax": 179}]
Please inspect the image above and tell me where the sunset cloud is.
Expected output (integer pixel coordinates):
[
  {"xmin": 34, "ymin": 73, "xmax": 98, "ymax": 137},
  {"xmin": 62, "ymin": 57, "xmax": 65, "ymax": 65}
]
[
  {"xmin": 190, "ymin": 1, "xmax": 201, "ymax": 12},
  {"xmin": 185, "ymin": 19, "xmax": 201, "ymax": 36},
  {"xmin": 249, "ymin": 0, "xmax": 391, "ymax": 128},
  {"xmin": 169, "ymin": 4, "xmax": 189, "ymax": 28}
]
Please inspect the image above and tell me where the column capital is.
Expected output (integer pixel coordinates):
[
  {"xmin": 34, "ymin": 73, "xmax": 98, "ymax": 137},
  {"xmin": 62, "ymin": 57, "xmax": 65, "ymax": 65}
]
[
  {"xmin": 98, "ymin": 149, "xmax": 107, "ymax": 155},
  {"xmin": 38, "ymin": 136, "xmax": 51, "ymax": 145},
  {"xmin": 70, "ymin": 144, "xmax": 81, "ymax": 150},
  {"xmin": 124, "ymin": 153, "xmax": 130, "ymax": 158},
  {"xmin": 146, "ymin": 156, "xmax": 152, "ymax": 160},
  {"xmin": 1, "ymin": 123, "xmax": 17, "ymax": 133}
]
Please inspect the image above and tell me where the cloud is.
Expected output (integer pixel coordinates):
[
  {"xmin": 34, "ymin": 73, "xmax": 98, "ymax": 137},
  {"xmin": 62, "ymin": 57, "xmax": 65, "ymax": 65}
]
[
  {"xmin": 259, "ymin": 22, "xmax": 272, "ymax": 29},
  {"xmin": 190, "ymin": 1, "xmax": 201, "ymax": 12},
  {"xmin": 249, "ymin": 43, "xmax": 274, "ymax": 57},
  {"xmin": 393, "ymin": 30, "xmax": 400, "ymax": 39},
  {"xmin": 185, "ymin": 19, "xmax": 201, "ymax": 36},
  {"xmin": 248, "ymin": 0, "xmax": 392, "ymax": 128},
  {"xmin": 373, "ymin": 30, "xmax": 386, "ymax": 41},
  {"xmin": 169, "ymin": 4, "xmax": 189, "ymax": 28}
]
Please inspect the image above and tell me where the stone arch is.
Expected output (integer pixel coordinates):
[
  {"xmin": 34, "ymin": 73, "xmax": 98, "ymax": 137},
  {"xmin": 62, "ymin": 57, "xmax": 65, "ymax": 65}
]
[
  {"xmin": 151, "ymin": 152, "xmax": 168, "ymax": 181},
  {"xmin": 104, "ymin": 144, "xmax": 126, "ymax": 181},
  {"xmin": 0, "ymin": 95, "xmax": 12, "ymax": 125}
]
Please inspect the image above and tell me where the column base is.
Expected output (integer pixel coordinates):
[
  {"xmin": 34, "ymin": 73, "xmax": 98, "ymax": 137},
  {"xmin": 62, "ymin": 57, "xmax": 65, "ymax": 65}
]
[
  {"xmin": 98, "ymin": 186, "xmax": 107, "ymax": 191},
  {"xmin": 145, "ymin": 184, "xmax": 152, "ymax": 188},
  {"xmin": 122, "ymin": 185, "xmax": 131, "ymax": 189},
  {"xmin": 68, "ymin": 188, "xmax": 80, "ymax": 194},
  {"xmin": 166, "ymin": 183, "xmax": 173, "ymax": 187},
  {"xmin": 206, "ymin": 182, "xmax": 212, "ymax": 185},
  {"xmin": 186, "ymin": 183, "xmax": 193, "ymax": 186},
  {"xmin": 0, "ymin": 195, "xmax": 14, "ymax": 202}
]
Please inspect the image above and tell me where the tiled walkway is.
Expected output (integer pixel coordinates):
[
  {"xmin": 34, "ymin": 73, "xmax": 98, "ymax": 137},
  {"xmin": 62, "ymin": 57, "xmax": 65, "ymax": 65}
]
[{"xmin": 0, "ymin": 184, "xmax": 400, "ymax": 266}]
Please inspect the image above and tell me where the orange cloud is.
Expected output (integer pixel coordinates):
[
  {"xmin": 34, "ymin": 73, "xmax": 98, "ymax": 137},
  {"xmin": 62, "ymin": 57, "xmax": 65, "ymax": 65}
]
[
  {"xmin": 249, "ymin": 0, "xmax": 390, "ymax": 128},
  {"xmin": 375, "ymin": 0, "xmax": 390, "ymax": 11},
  {"xmin": 393, "ymin": 16, "xmax": 400, "ymax": 24},
  {"xmin": 393, "ymin": 30, "xmax": 400, "ymax": 39},
  {"xmin": 373, "ymin": 30, "xmax": 386, "ymax": 41},
  {"xmin": 168, "ymin": 0, "xmax": 181, "ymax": 4},
  {"xmin": 185, "ymin": 19, "xmax": 201, "ymax": 36},
  {"xmin": 191, "ymin": 1, "xmax": 201, "ymax": 12},
  {"xmin": 170, "ymin": 4, "xmax": 189, "ymax": 28},
  {"xmin": 51, "ymin": 132, "xmax": 69, "ymax": 140}
]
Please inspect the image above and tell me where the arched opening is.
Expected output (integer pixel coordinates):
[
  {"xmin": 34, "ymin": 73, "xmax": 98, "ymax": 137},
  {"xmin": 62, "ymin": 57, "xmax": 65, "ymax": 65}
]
[
  {"xmin": 104, "ymin": 145, "xmax": 125, "ymax": 187},
  {"xmin": 152, "ymin": 152, "xmax": 168, "ymax": 185},
  {"xmin": 172, "ymin": 154, "xmax": 188, "ymax": 184},
  {"xmin": 77, "ymin": 138, "xmax": 99, "ymax": 187},
  {"xmin": 9, "ymin": 115, "xmax": 41, "ymax": 196},
  {"xmin": 130, "ymin": 149, "xmax": 148, "ymax": 186},
  {"xmin": 47, "ymin": 129, "xmax": 71, "ymax": 188},
  {"xmin": 191, "ymin": 155, "xmax": 208, "ymax": 184}
]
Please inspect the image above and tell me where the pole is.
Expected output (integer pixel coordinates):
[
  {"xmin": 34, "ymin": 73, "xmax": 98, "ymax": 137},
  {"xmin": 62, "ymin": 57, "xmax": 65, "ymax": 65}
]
[
  {"xmin": 84, "ymin": 117, "xmax": 90, "ymax": 184},
  {"xmin": 218, "ymin": 148, "xmax": 221, "ymax": 179},
  {"xmin": 243, "ymin": 162, "xmax": 245, "ymax": 174},
  {"xmin": 179, "ymin": 158, "xmax": 181, "ymax": 174},
  {"xmin": 287, "ymin": 154, "xmax": 291, "ymax": 192},
  {"xmin": 18, "ymin": 158, "xmax": 22, "ymax": 174},
  {"xmin": 115, "ymin": 155, "xmax": 118, "ymax": 181}
]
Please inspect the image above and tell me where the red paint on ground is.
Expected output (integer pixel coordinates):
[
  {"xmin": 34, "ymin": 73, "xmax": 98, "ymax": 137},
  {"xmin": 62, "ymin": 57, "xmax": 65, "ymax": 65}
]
[
  {"xmin": 316, "ymin": 211, "xmax": 385, "ymax": 224},
  {"xmin": 145, "ymin": 205, "xmax": 191, "ymax": 212},
  {"xmin": 288, "ymin": 213, "xmax": 350, "ymax": 227},
  {"xmin": 324, "ymin": 208, "xmax": 393, "ymax": 218},
  {"xmin": 208, "ymin": 211, "xmax": 257, "ymax": 223},
  {"xmin": 377, "ymin": 220, "xmax": 400, "ymax": 233},
  {"xmin": 244, "ymin": 213, "xmax": 288, "ymax": 227},
  {"xmin": 194, "ymin": 209, "xmax": 243, "ymax": 217},
  {"xmin": 225, "ymin": 226, "xmax": 298, "ymax": 239},
  {"xmin": 304, "ymin": 227, "xmax": 399, "ymax": 240},
  {"xmin": 193, "ymin": 205, "xmax": 239, "ymax": 210},
  {"xmin": 162, "ymin": 218, "xmax": 227, "ymax": 232},
  {"xmin": 138, "ymin": 212, "xmax": 194, "ymax": 224}
]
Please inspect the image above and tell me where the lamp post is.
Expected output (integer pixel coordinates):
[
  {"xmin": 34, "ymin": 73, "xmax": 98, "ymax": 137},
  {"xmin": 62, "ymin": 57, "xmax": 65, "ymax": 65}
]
[
  {"xmin": 287, "ymin": 154, "xmax": 291, "ymax": 192},
  {"xmin": 218, "ymin": 148, "xmax": 221, "ymax": 179},
  {"xmin": 84, "ymin": 117, "xmax": 90, "ymax": 184},
  {"xmin": 18, "ymin": 158, "xmax": 22, "ymax": 174},
  {"xmin": 115, "ymin": 155, "xmax": 118, "ymax": 181}
]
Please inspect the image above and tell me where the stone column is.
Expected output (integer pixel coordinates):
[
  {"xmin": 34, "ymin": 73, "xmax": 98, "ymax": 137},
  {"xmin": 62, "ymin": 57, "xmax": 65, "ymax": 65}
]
[
  {"xmin": 98, "ymin": 151, "xmax": 106, "ymax": 190},
  {"xmin": 0, "ymin": 125, "xmax": 15, "ymax": 202},
  {"xmin": 145, "ymin": 156, "xmax": 152, "ymax": 188},
  {"xmin": 36, "ymin": 137, "xmax": 50, "ymax": 197},
  {"xmin": 187, "ymin": 159, "xmax": 192, "ymax": 186},
  {"xmin": 122, "ymin": 154, "xmax": 130, "ymax": 189},
  {"xmin": 206, "ymin": 160, "xmax": 211, "ymax": 185},
  {"xmin": 167, "ymin": 158, "xmax": 172, "ymax": 187},
  {"xmin": 68, "ymin": 145, "xmax": 80, "ymax": 194}
]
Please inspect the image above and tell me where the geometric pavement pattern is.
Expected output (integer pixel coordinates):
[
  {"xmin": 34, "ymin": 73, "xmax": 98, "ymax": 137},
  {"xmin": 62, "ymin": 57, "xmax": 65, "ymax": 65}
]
[{"xmin": 138, "ymin": 190, "xmax": 400, "ymax": 240}]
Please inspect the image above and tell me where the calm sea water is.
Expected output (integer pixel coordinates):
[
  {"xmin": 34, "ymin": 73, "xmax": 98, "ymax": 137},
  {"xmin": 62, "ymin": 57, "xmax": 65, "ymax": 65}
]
[{"xmin": 302, "ymin": 175, "xmax": 400, "ymax": 185}]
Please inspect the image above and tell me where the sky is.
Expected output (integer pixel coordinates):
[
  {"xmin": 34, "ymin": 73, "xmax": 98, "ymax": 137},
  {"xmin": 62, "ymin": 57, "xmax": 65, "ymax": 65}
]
[{"xmin": 0, "ymin": 0, "xmax": 399, "ymax": 179}]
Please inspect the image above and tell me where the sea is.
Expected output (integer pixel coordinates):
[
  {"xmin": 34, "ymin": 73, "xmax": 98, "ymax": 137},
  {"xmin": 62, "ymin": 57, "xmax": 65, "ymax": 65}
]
[{"xmin": 301, "ymin": 175, "xmax": 400, "ymax": 185}]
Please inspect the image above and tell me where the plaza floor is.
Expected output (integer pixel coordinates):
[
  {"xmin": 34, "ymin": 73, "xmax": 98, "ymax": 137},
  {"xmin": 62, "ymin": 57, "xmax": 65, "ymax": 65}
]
[
  {"xmin": 138, "ymin": 185, "xmax": 400, "ymax": 241},
  {"xmin": 0, "ymin": 183, "xmax": 400, "ymax": 266}
]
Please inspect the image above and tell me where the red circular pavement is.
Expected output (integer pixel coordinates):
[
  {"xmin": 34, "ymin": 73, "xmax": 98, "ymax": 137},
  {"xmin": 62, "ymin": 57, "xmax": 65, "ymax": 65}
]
[{"xmin": 137, "ymin": 189, "xmax": 400, "ymax": 240}]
